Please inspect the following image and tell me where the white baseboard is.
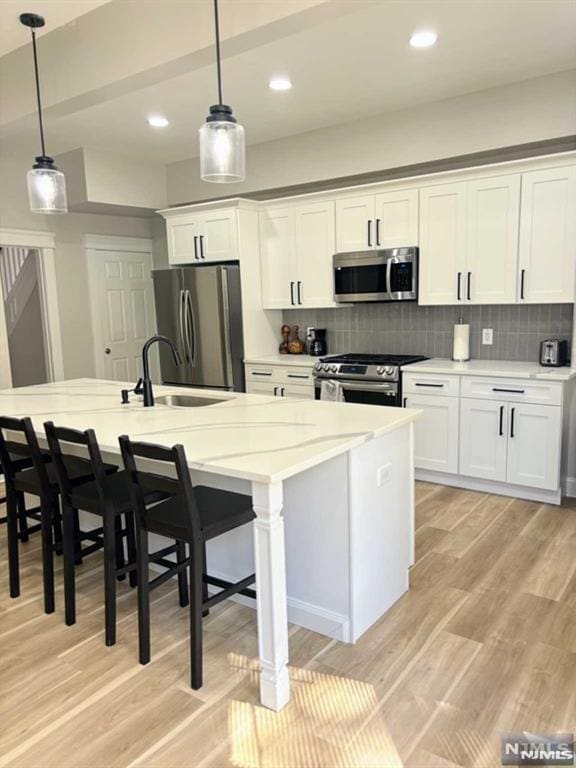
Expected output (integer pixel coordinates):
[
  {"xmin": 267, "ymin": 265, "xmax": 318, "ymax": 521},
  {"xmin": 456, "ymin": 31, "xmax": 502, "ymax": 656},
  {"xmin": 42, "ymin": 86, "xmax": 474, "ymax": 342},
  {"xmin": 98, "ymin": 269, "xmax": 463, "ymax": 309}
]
[
  {"xmin": 415, "ymin": 470, "xmax": 563, "ymax": 505},
  {"xmin": 564, "ymin": 476, "xmax": 576, "ymax": 498}
]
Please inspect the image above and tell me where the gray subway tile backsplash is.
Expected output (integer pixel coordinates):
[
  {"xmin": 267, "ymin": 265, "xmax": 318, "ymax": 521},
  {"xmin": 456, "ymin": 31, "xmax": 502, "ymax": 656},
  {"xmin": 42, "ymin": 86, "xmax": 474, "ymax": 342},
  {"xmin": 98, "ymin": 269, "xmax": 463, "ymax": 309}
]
[{"xmin": 283, "ymin": 303, "xmax": 574, "ymax": 362}]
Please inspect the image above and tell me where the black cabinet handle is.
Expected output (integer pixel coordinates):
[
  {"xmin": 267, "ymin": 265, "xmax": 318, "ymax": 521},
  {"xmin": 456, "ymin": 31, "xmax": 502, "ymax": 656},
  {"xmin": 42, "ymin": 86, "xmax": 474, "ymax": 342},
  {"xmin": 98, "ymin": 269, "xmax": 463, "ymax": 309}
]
[
  {"xmin": 297, "ymin": 281, "xmax": 302, "ymax": 305},
  {"xmin": 273, "ymin": 386, "xmax": 278, "ymax": 396},
  {"xmin": 193, "ymin": 236, "xmax": 199, "ymax": 260},
  {"xmin": 457, "ymin": 272, "xmax": 462, "ymax": 301},
  {"xmin": 252, "ymin": 371, "xmax": 272, "ymax": 377},
  {"xmin": 467, "ymin": 272, "xmax": 471, "ymax": 301},
  {"xmin": 281, "ymin": 387, "xmax": 285, "ymax": 396},
  {"xmin": 414, "ymin": 382, "xmax": 444, "ymax": 388},
  {"xmin": 510, "ymin": 407, "xmax": 515, "ymax": 438},
  {"xmin": 499, "ymin": 405, "xmax": 504, "ymax": 436},
  {"xmin": 290, "ymin": 281, "xmax": 295, "ymax": 305},
  {"xmin": 287, "ymin": 374, "xmax": 310, "ymax": 380},
  {"xmin": 492, "ymin": 388, "xmax": 524, "ymax": 394},
  {"xmin": 367, "ymin": 220, "xmax": 372, "ymax": 247},
  {"xmin": 403, "ymin": 397, "xmax": 407, "ymax": 407},
  {"xmin": 199, "ymin": 235, "xmax": 205, "ymax": 259},
  {"xmin": 376, "ymin": 218, "xmax": 381, "ymax": 247},
  {"xmin": 520, "ymin": 269, "xmax": 526, "ymax": 300}
]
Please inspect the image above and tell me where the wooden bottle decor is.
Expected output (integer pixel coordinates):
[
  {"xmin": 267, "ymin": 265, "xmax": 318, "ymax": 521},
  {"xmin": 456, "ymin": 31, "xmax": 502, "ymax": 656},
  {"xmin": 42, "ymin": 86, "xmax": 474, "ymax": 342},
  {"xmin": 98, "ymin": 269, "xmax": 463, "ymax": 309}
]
[
  {"xmin": 288, "ymin": 325, "xmax": 305, "ymax": 355},
  {"xmin": 279, "ymin": 324, "xmax": 291, "ymax": 354}
]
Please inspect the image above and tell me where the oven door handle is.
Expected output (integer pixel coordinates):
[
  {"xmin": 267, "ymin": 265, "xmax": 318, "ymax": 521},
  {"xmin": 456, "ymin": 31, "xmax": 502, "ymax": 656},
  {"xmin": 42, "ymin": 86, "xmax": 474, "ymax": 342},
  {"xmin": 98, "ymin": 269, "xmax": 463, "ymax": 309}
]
[{"xmin": 337, "ymin": 380, "xmax": 397, "ymax": 393}]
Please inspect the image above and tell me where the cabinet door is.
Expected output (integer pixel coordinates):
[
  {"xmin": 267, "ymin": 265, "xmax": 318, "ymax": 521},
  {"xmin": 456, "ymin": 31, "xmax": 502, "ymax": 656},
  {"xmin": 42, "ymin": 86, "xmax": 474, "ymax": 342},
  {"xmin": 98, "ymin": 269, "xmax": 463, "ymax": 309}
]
[
  {"xmin": 374, "ymin": 189, "xmax": 418, "ymax": 248},
  {"xmin": 167, "ymin": 216, "xmax": 202, "ymax": 264},
  {"xmin": 419, "ymin": 183, "xmax": 467, "ymax": 305},
  {"xmin": 199, "ymin": 209, "xmax": 238, "ymax": 262},
  {"xmin": 459, "ymin": 398, "xmax": 507, "ymax": 481},
  {"xmin": 259, "ymin": 209, "xmax": 295, "ymax": 309},
  {"xmin": 518, "ymin": 166, "xmax": 576, "ymax": 303},
  {"xmin": 294, "ymin": 201, "xmax": 337, "ymax": 308},
  {"xmin": 466, "ymin": 175, "xmax": 520, "ymax": 304},
  {"xmin": 335, "ymin": 196, "xmax": 375, "ymax": 252},
  {"xmin": 506, "ymin": 403, "xmax": 561, "ymax": 490},
  {"xmin": 280, "ymin": 382, "xmax": 315, "ymax": 400},
  {"xmin": 404, "ymin": 394, "xmax": 459, "ymax": 474},
  {"xmin": 246, "ymin": 381, "xmax": 279, "ymax": 397}
]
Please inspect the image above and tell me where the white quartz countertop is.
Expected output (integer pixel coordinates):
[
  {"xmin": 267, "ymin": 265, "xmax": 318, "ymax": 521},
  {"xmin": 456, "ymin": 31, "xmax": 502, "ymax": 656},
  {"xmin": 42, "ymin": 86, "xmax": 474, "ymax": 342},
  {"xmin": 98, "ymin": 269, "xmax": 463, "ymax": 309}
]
[
  {"xmin": 244, "ymin": 354, "xmax": 318, "ymax": 367},
  {"xmin": 0, "ymin": 379, "xmax": 420, "ymax": 484},
  {"xmin": 402, "ymin": 358, "xmax": 576, "ymax": 381}
]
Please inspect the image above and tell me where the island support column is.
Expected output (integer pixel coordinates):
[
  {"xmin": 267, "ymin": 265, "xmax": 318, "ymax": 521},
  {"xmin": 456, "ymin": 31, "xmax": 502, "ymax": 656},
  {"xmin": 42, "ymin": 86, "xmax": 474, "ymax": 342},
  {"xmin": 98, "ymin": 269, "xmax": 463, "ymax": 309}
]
[{"xmin": 252, "ymin": 481, "xmax": 290, "ymax": 711}]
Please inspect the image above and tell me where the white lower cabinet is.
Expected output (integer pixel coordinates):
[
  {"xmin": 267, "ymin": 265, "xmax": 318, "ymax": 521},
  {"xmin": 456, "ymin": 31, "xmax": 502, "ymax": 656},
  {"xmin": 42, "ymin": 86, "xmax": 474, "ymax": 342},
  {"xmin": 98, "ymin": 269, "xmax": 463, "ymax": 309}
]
[
  {"xmin": 459, "ymin": 398, "xmax": 508, "ymax": 482},
  {"xmin": 245, "ymin": 363, "xmax": 315, "ymax": 400},
  {"xmin": 506, "ymin": 402, "xmax": 561, "ymax": 490},
  {"xmin": 404, "ymin": 393, "xmax": 459, "ymax": 474},
  {"xmin": 459, "ymin": 397, "xmax": 561, "ymax": 490}
]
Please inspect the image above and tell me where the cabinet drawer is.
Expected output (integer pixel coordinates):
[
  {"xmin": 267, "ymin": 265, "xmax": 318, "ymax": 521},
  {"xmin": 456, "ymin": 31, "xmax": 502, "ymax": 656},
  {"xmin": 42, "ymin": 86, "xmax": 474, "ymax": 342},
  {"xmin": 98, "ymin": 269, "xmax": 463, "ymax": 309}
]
[
  {"xmin": 403, "ymin": 373, "xmax": 460, "ymax": 397},
  {"xmin": 278, "ymin": 367, "xmax": 314, "ymax": 384},
  {"xmin": 245, "ymin": 365, "xmax": 279, "ymax": 382},
  {"xmin": 460, "ymin": 377, "xmax": 562, "ymax": 405}
]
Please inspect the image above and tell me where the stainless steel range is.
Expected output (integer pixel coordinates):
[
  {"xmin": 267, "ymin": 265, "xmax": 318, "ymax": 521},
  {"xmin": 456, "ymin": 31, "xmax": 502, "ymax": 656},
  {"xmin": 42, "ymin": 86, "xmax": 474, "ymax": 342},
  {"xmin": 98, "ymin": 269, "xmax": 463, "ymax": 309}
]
[{"xmin": 313, "ymin": 353, "xmax": 428, "ymax": 406}]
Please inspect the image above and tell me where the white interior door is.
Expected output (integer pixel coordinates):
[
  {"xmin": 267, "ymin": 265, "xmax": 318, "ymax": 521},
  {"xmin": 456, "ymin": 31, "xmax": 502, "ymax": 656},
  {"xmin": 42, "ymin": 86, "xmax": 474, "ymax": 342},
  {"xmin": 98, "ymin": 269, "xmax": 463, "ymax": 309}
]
[{"xmin": 87, "ymin": 245, "xmax": 159, "ymax": 383}]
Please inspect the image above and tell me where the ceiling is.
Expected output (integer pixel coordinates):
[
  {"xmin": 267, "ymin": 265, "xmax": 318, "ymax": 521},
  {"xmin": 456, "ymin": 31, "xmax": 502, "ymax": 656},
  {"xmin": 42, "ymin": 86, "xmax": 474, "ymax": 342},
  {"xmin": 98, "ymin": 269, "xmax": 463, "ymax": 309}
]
[
  {"xmin": 1, "ymin": 0, "xmax": 575, "ymax": 165},
  {"xmin": 0, "ymin": 0, "xmax": 111, "ymax": 55}
]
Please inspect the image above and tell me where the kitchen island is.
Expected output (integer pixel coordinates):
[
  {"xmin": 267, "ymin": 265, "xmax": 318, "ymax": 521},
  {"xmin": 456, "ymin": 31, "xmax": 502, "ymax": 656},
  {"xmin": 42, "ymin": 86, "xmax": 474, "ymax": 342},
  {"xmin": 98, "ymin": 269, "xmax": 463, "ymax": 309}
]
[{"xmin": 0, "ymin": 378, "xmax": 421, "ymax": 711}]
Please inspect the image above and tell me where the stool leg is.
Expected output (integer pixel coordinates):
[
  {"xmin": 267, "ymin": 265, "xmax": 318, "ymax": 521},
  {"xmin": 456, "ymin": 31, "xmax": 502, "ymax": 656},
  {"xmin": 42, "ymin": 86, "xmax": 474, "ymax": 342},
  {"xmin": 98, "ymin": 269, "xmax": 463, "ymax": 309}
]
[
  {"xmin": 177, "ymin": 541, "xmax": 189, "ymax": 607},
  {"xmin": 103, "ymin": 509, "xmax": 117, "ymax": 647},
  {"xmin": 202, "ymin": 541, "xmax": 209, "ymax": 618},
  {"xmin": 17, "ymin": 492, "xmax": 29, "ymax": 543},
  {"xmin": 53, "ymin": 507, "xmax": 63, "ymax": 556},
  {"xmin": 125, "ymin": 511, "xmax": 137, "ymax": 588},
  {"xmin": 137, "ymin": 526, "xmax": 151, "ymax": 665},
  {"xmin": 6, "ymin": 490, "xmax": 20, "ymax": 598},
  {"xmin": 189, "ymin": 544, "xmax": 203, "ymax": 690},
  {"xmin": 62, "ymin": 500, "xmax": 76, "ymax": 626},
  {"xmin": 73, "ymin": 508, "xmax": 82, "ymax": 566},
  {"xmin": 115, "ymin": 515, "xmax": 126, "ymax": 582}
]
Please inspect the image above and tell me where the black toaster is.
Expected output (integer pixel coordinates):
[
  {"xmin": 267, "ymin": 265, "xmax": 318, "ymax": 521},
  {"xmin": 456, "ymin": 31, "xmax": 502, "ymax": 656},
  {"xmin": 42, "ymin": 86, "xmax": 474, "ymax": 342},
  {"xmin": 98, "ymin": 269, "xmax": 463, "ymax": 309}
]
[{"xmin": 539, "ymin": 339, "xmax": 569, "ymax": 367}]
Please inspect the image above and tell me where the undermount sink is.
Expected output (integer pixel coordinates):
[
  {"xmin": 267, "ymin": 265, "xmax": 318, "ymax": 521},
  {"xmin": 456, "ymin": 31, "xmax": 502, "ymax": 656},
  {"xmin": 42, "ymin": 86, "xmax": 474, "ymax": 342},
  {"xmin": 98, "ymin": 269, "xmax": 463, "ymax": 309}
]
[{"xmin": 155, "ymin": 394, "xmax": 230, "ymax": 408}]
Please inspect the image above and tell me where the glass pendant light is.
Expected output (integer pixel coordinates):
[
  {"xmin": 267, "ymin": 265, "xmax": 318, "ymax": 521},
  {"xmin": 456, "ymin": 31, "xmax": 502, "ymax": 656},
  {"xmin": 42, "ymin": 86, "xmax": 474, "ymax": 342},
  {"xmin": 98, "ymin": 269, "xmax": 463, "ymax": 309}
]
[
  {"xmin": 20, "ymin": 13, "xmax": 67, "ymax": 214},
  {"xmin": 199, "ymin": 0, "xmax": 245, "ymax": 183}
]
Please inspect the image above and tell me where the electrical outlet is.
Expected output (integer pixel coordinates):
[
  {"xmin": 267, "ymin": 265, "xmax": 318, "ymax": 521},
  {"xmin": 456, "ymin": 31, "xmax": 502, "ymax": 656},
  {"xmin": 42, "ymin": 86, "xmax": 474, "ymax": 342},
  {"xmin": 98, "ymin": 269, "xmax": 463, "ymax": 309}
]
[{"xmin": 482, "ymin": 328, "xmax": 493, "ymax": 345}]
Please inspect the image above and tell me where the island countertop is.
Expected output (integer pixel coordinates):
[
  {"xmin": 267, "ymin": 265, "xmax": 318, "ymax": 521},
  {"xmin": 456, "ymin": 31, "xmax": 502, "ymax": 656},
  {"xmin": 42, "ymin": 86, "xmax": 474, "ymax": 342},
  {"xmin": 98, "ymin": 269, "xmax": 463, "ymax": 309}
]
[{"xmin": 0, "ymin": 379, "xmax": 421, "ymax": 484}]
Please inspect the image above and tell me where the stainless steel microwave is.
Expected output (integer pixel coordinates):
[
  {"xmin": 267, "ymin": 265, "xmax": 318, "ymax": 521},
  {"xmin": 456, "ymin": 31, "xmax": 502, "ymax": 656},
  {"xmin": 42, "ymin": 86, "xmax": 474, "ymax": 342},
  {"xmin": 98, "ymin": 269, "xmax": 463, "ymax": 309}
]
[{"xmin": 334, "ymin": 247, "xmax": 418, "ymax": 303}]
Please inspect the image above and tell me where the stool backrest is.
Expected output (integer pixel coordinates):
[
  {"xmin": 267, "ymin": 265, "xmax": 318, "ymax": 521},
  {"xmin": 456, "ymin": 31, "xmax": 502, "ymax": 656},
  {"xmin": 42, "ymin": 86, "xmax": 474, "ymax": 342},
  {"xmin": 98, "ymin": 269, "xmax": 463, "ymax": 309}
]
[
  {"xmin": 44, "ymin": 421, "xmax": 107, "ymax": 502},
  {"xmin": 119, "ymin": 435, "xmax": 201, "ymax": 537},
  {"xmin": 0, "ymin": 416, "xmax": 50, "ymax": 490}
]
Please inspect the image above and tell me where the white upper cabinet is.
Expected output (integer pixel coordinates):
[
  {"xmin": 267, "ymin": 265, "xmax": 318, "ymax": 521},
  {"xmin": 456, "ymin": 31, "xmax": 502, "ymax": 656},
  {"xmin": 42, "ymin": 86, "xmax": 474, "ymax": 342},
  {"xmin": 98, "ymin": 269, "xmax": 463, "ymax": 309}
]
[
  {"xmin": 259, "ymin": 208, "xmax": 294, "ymax": 309},
  {"xmin": 518, "ymin": 166, "xmax": 576, "ymax": 303},
  {"xmin": 261, "ymin": 201, "xmax": 337, "ymax": 309},
  {"xmin": 465, "ymin": 175, "xmax": 520, "ymax": 304},
  {"xmin": 166, "ymin": 208, "xmax": 238, "ymax": 264},
  {"xmin": 374, "ymin": 189, "xmax": 419, "ymax": 248},
  {"xmin": 419, "ymin": 182, "xmax": 467, "ymax": 305},
  {"xmin": 335, "ymin": 196, "xmax": 375, "ymax": 252},
  {"xmin": 335, "ymin": 190, "xmax": 418, "ymax": 252}
]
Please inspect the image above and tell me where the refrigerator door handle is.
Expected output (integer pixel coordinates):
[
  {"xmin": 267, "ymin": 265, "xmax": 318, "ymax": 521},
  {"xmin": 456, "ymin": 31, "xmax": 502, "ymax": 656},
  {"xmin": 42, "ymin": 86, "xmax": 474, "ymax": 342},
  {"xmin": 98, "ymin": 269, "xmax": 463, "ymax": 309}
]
[
  {"xmin": 179, "ymin": 289, "xmax": 188, "ymax": 363},
  {"xmin": 185, "ymin": 289, "xmax": 196, "ymax": 366},
  {"xmin": 219, "ymin": 269, "xmax": 234, "ymax": 386}
]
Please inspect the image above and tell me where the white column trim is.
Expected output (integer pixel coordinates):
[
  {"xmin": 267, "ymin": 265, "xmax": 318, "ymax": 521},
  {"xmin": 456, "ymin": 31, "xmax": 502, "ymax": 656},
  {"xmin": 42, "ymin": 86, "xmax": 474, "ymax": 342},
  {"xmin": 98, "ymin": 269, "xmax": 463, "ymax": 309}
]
[
  {"xmin": 251, "ymin": 480, "xmax": 290, "ymax": 711},
  {"xmin": 0, "ymin": 227, "xmax": 64, "ymax": 383}
]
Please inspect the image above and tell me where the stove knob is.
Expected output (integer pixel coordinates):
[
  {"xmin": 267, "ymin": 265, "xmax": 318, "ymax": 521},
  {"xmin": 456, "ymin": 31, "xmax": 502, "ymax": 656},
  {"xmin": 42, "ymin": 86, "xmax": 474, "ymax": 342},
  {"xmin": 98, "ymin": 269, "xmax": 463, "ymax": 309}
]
[
  {"xmin": 385, "ymin": 366, "xmax": 395, "ymax": 376},
  {"xmin": 323, "ymin": 365, "xmax": 330, "ymax": 372},
  {"xmin": 376, "ymin": 366, "xmax": 384, "ymax": 374},
  {"xmin": 330, "ymin": 365, "xmax": 338, "ymax": 373}
]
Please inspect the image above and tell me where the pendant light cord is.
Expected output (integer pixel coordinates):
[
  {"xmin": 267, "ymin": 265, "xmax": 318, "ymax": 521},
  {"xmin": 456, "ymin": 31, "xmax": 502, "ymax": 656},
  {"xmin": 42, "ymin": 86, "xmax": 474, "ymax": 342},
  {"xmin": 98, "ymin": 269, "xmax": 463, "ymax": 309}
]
[
  {"xmin": 213, "ymin": 0, "xmax": 223, "ymax": 105},
  {"xmin": 30, "ymin": 28, "xmax": 47, "ymax": 158}
]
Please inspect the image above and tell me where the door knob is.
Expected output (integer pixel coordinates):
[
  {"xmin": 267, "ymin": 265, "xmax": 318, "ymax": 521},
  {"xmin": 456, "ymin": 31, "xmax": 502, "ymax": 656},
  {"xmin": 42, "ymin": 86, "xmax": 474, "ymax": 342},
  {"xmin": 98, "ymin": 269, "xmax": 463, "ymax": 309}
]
[{"xmin": 105, "ymin": 348, "xmax": 111, "ymax": 354}]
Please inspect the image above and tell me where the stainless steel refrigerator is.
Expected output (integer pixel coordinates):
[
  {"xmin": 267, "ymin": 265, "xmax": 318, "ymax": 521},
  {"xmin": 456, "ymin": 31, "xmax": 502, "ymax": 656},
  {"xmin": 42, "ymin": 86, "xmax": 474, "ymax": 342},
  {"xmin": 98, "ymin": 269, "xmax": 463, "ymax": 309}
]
[{"xmin": 152, "ymin": 264, "xmax": 245, "ymax": 391}]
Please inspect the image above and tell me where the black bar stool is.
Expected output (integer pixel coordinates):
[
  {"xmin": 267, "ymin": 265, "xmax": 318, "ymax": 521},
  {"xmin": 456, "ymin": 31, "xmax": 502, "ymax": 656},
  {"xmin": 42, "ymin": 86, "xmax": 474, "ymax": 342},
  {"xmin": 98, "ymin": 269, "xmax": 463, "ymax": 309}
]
[
  {"xmin": 45, "ymin": 422, "xmax": 174, "ymax": 646},
  {"xmin": 0, "ymin": 416, "xmax": 100, "ymax": 612},
  {"xmin": 1, "ymin": 451, "xmax": 38, "ymax": 542},
  {"xmin": 119, "ymin": 435, "xmax": 256, "ymax": 690}
]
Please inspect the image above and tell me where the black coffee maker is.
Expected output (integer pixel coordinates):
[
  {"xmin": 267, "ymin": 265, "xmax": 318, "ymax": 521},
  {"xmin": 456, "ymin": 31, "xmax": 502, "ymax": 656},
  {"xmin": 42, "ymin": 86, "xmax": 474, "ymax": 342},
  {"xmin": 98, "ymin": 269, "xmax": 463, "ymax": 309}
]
[{"xmin": 308, "ymin": 328, "xmax": 328, "ymax": 357}]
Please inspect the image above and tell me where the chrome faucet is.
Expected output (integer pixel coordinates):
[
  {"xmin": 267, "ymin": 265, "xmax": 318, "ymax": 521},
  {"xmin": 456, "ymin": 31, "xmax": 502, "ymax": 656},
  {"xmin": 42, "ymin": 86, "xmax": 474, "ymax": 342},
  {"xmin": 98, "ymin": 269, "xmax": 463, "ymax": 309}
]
[{"xmin": 141, "ymin": 335, "xmax": 182, "ymax": 407}]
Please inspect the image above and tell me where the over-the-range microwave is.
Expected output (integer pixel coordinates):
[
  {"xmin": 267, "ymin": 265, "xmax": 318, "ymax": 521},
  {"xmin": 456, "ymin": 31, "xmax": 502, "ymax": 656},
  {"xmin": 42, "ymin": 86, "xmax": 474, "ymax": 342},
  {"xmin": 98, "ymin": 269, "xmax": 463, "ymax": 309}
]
[{"xmin": 334, "ymin": 247, "xmax": 418, "ymax": 303}]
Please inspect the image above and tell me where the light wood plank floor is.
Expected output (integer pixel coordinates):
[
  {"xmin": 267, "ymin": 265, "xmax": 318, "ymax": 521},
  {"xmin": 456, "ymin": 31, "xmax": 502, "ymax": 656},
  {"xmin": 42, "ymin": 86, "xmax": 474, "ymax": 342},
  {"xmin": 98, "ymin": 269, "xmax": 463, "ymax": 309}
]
[{"xmin": 1, "ymin": 483, "xmax": 575, "ymax": 768}]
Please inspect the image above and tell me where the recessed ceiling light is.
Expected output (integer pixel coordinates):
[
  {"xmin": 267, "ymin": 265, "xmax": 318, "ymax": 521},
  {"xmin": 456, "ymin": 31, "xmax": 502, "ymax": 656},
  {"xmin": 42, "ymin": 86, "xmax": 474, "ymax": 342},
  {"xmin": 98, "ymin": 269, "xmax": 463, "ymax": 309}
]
[
  {"xmin": 269, "ymin": 77, "xmax": 292, "ymax": 91},
  {"xmin": 147, "ymin": 115, "xmax": 169, "ymax": 128},
  {"xmin": 409, "ymin": 30, "xmax": 438, "ymax": 48}
]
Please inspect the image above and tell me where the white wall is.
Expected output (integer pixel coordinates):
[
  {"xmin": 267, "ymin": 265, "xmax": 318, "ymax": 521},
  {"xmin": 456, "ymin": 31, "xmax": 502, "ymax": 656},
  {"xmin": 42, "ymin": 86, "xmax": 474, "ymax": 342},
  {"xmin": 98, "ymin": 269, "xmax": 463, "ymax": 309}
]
[
  {"xmin": 0, "ymin": 150, "xmax": 153, "ymax": 380},
  {"xmin": 167, "ymin": 70, "xmax": 576, "ymax": 205}
]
